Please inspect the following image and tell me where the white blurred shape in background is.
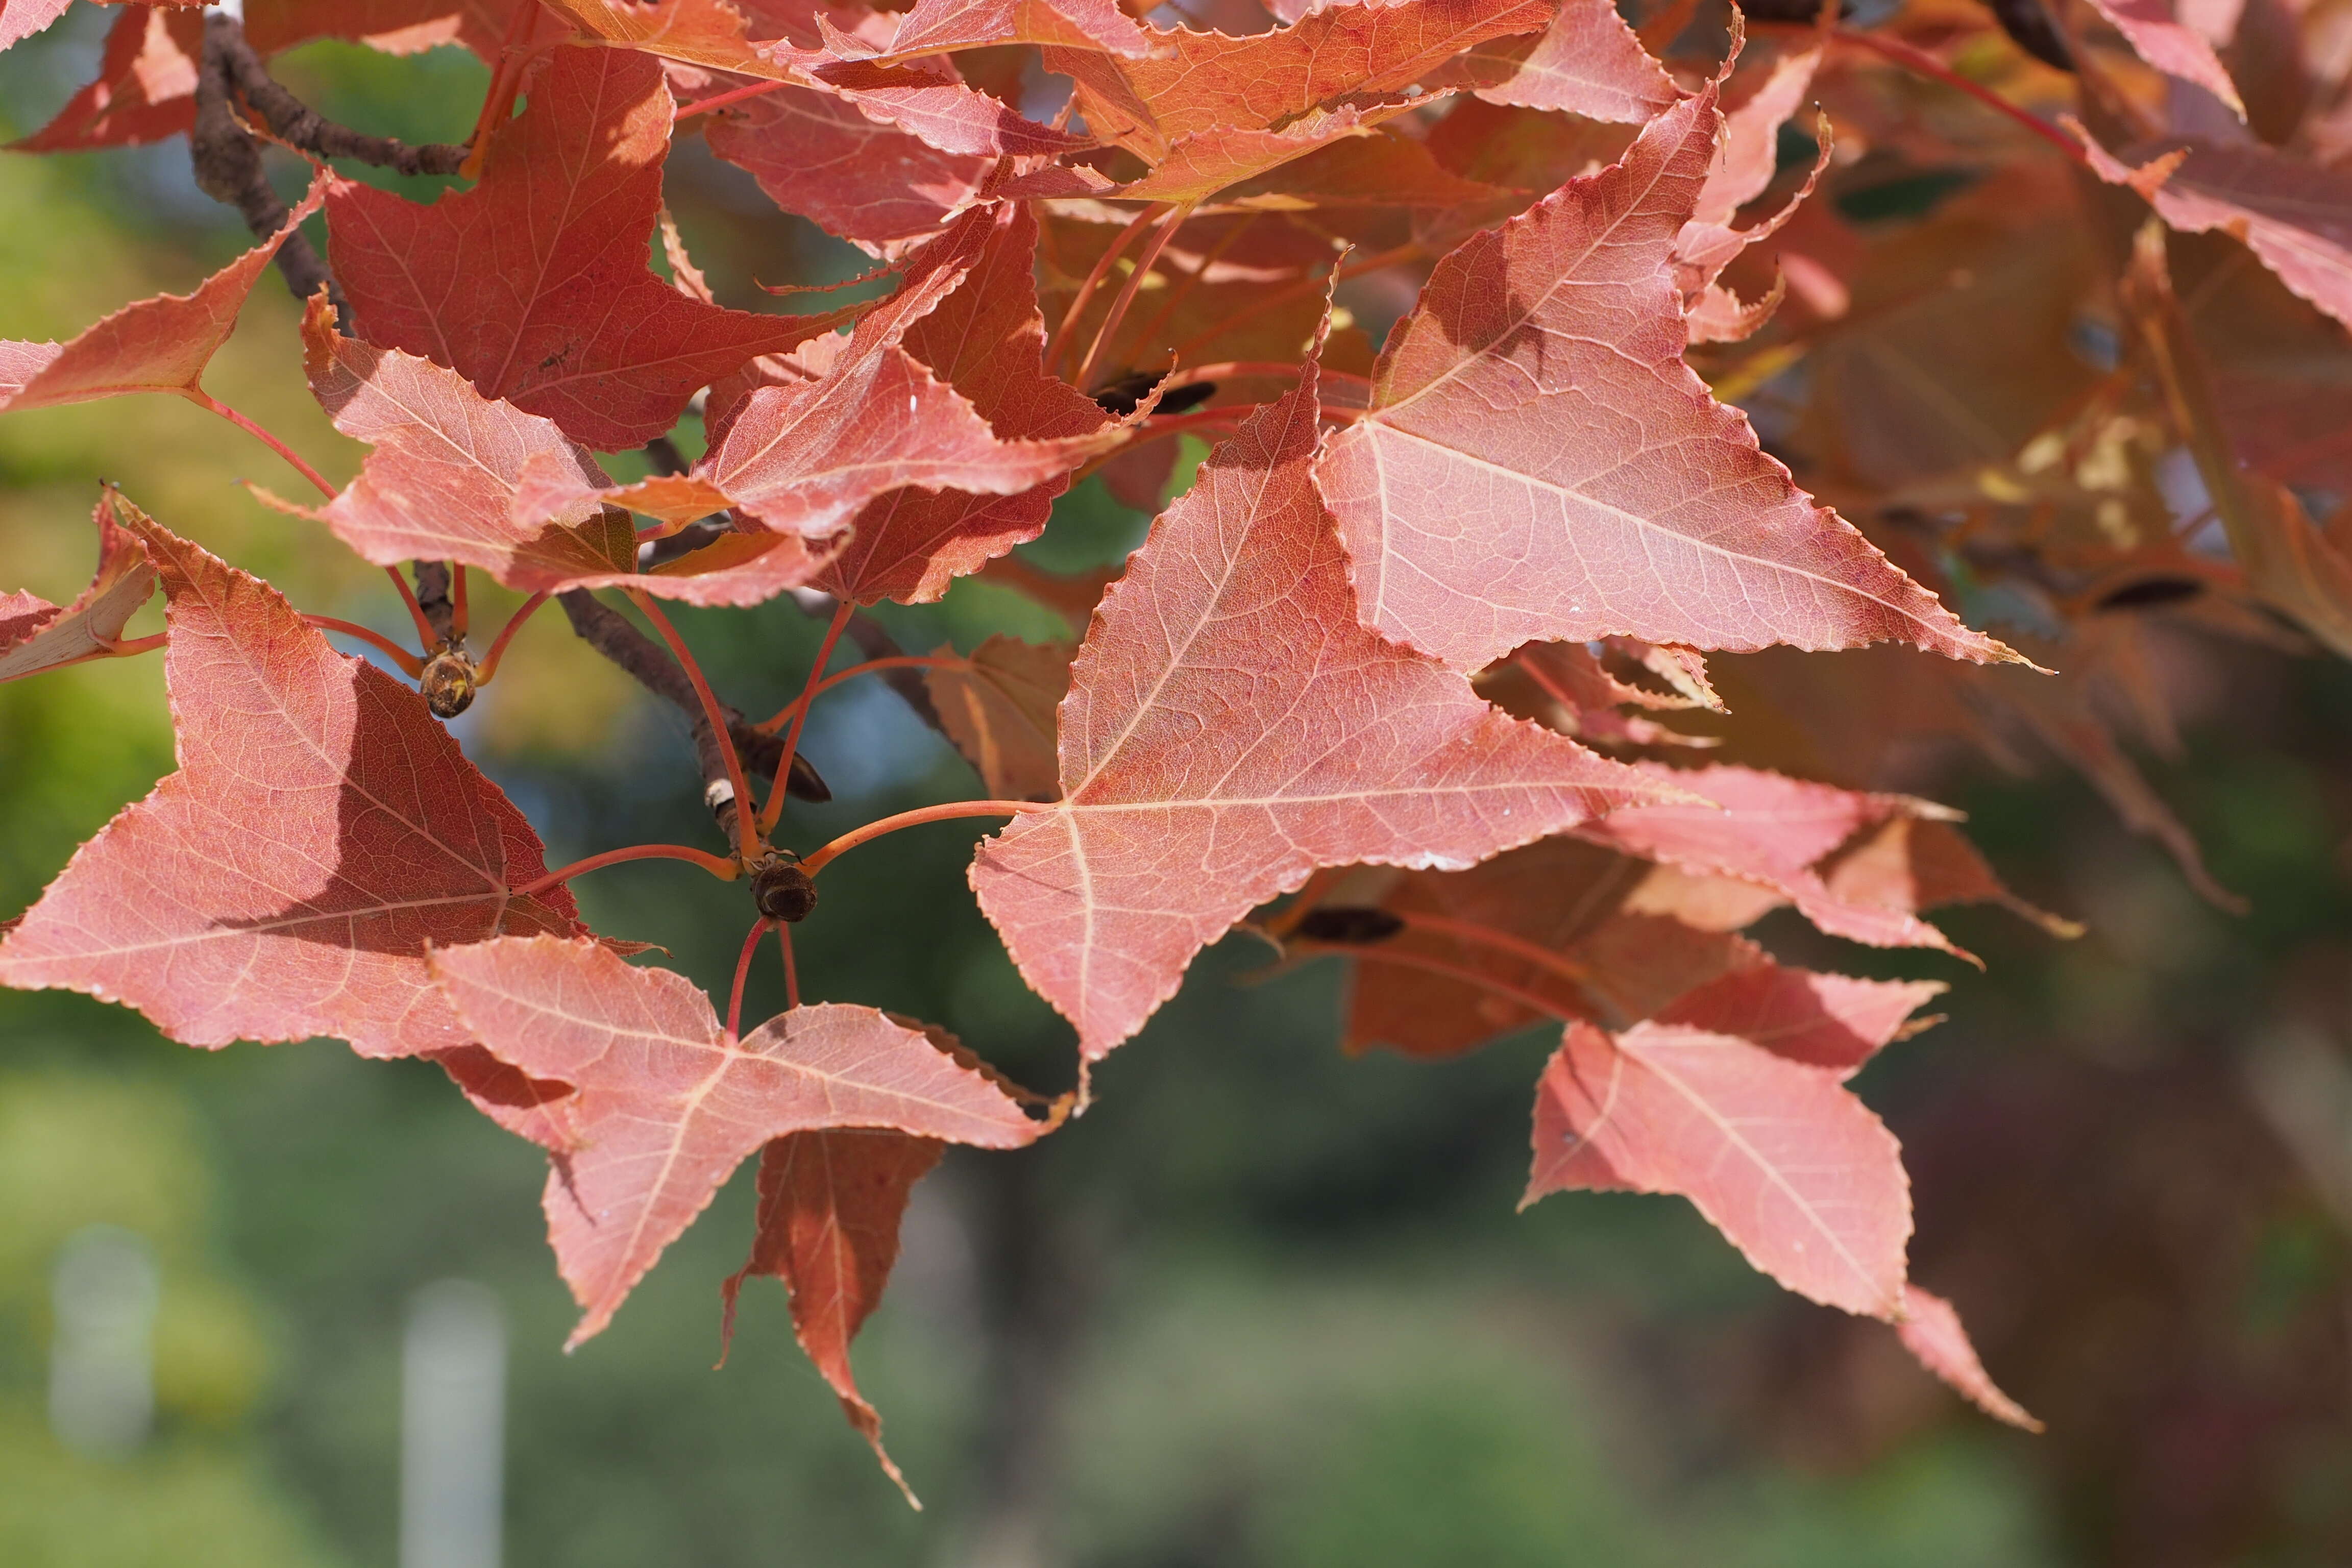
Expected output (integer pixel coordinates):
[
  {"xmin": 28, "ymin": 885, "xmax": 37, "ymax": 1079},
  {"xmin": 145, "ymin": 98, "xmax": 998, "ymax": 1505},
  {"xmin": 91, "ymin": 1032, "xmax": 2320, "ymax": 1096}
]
[
  {"xmin": 401, "ymin": 1279, "xmax": 507, "ymax": 1568},
  {"xmin": 49, "ymin": 1224, "xmax": 161, "ymax": 1460}
]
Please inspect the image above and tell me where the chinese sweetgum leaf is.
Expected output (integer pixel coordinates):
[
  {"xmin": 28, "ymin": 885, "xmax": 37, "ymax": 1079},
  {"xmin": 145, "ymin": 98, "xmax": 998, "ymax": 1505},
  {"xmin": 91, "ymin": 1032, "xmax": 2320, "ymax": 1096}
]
[
  {"xmin": 0, "ymin": 512, "xmax": 587, "ymax": 1058},
  {"xmin": 1574, "ymin": 764, "xmax": 1976, "ymax": 954},
  {"xmin": 535, "ymin": 0, "xmax": 780, "ymax": 72},
  {"xmin": 325, "ymin": 45, "xmax": 839, "ymax": 448},
  {"xmin": 428, "ymin": 935, "xmax": 1041, "ymax": 1346},
  {"xmin": 0, "ymin": 169, "xmax": 326, "ymax": 413},
  {"xmin": 705, "ymin": 80, "xmax": 991, "ymax": 244},
  {"xmin": 300, "ymin": 297, "xmax": 831, "ymax": 605},
  {"xmin": 1653, "ymin": 964, "xmax": 1944, "ymax": 1076},
  {"xmin": 1896, "ymin": 1285, "xmax": 2043, "ymax": 1431},
  {"xmin": 970, "ymin": 362, "xmax": 1672, "ymax": 1063},
  {"xmin": 2084, "ymin": 0, "xmax": 2245, "ymax": 116},
  {"xmin": 1454, "ymin": 0, "xmax": 1678, "ymax": 124},
  {"xmin": 243, "ymin": 0, "xmax": 552, "ymax": 59},
  {"xmin": 928, "ymin": 635, "xmax": 1071, "ymax": 801},
  {"xmin": 1052, "ymin": 0, "xmax": 1552, "ymax": 162},
  {"xmin": 813, "ymin": 203, "xmax": 1110, "ymax": 605},
  {"xmin": 10, "ymin": 4, "xmax": 201, "ymax": 153},
  {"xmin": 721, "ymin": 1128, "xmax": 946, "ymax": 1506},
  {"xmin": 0, "ymin": 0, "xmax": 72, "ymax": 53},
  {"xmin": 0, "ymin": 488, "xmax": 157, "ymax": 684},
  {"xmin": 867, "ymin": 0, "xmax": 1153, "ymax": 63},
  {"xmin": 694, "ymin": 210, "xmax": 1116, "ymax": 539},
  {"xmin": 1527, "ymin": 1018, "xmax": 1912, "ymax": 1318},
  {"xmin": 802, "ymin": 58, "xmax": 1093, "ymax": 158},
  {"xmin": 1315, "ymin": 90, "xmax": 2020, "ymax": 671},
  {"xmin": 2081, "ymin": 132, "xmax": 2352, "ymax": 334}
]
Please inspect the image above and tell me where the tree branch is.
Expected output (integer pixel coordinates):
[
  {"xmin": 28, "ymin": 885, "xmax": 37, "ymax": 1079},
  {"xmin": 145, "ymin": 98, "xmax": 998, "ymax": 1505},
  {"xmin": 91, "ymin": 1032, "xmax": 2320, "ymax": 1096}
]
[
  {"xmin": 557, "ymin": 591, "xmax": 830, "ymax": 845},
  {"xmin": 194, "ymin": 16, "xmax": 339, "ymax": 309},
  {"xmin": 412, "ymin": 561, "xmax": 458, "ymax": 647},
  {"xmin": 212, "ymin": 23, "xmax": 471, "ymax": 175}
]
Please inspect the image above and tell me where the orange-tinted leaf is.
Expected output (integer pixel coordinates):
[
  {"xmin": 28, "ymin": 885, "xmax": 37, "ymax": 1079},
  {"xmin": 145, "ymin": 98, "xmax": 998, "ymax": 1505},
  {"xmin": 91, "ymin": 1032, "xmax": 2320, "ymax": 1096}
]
[
  {"xmin": 1821, "ymin": 815, "xmax": 2081, "ymax": 940},
  {"xmin": 1896, "ymin": 1284, "xmax": 2042, "ymax": 1431},
  {"xmin": 0, "ymin": 169, "xmax": 325, "ymax": 413},
  {"xmin": 326, "ymin": 46, "xmax": 837, "ymax": 447},
  {"xmin": 721, "ymin": 1129, "xmax": 946, "ymax": 1505},
  {"xmin": 1054, "ymin": 0, "xmax": 1551, "ymax": 162},
  {"xmin": 428, "ymin": 935, "xmax": 1041, "ymax": 1345},
  {"xmin": 535, "ymin": 0, "xmax": 780, "ymax": 71},
  {"xmin": 1654, "ymin": 964, "xmax": 1944, "ymax": 1076},
  {"xmin": 1316, "ymin": 91, "xmax": 2018, "ymax": 671},
  {"xmin": 970, "ymin": 363, "xmax": 1670, "ymax": 1062},
  {"xmin": 928, "ymin": 635, "xmax": 1071, "ymax": 801},
  {"xmin": 9, "ymin": 4, "xmax": 201, "ymax": 153},
  {"xmin": 0, "ymin": 514, "xmax": 587, "ymax": 1059},
  {"xmin": 869, "ymin": 0, "xmax": 1153, "ymax": 62},
  {"xmin": 0, "ymin": 488, "xmax": 157, "ymax": 684},
  {"xmin": 1527, "ymin": 1018, "xmax": 1912, "ymax": 1317},
  {"xmin": 1454, "ymin": 0, "xmax": 1677, "ymax": 124},
  {"xmin": 705, "ymin": 81, "xmax": 992, "ymax": 243}
]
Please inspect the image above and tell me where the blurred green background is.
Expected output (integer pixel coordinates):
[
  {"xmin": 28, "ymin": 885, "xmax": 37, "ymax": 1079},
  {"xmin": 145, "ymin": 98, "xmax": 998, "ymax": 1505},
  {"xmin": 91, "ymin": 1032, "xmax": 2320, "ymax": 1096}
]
[{"xmin": 3, "ymin": 12, "xmax": 2349, "ymax": 1566}]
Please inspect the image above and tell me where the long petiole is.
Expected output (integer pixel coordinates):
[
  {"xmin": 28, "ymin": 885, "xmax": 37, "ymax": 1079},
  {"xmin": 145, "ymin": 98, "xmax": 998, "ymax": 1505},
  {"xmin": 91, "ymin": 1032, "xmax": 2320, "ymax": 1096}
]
[
  {"xmin": 755, "ymin": 653, "xmax": 968, "ymax": 733},
  {"xmin": 727, "ymin": 918, "xmax": 774, "ymax": 1040},
  {"xmin": 382, "ymin": 566, "xmax": 442, "ymax": 651},
  {"xmin": 778, "ymin": 920, "xmax": 800, "ymax": 1011},
  {"xmin": 458, "ymin": 0, "xmax": 544, "ymax": 178},
  {"xmin": 675, "ymin": 78, "xmax": 789, "ymax": 120},
  {"xmin": 101, "ymin": 631, "xmax": 169, "ymax": 658},
  {"xmin": 512, "ymin": 842, "xmax": 741, "ymax": 901},
  {"xmin": 474, "ymin": 591, "xmax": 550, "ymax": 685},
  {"xmin": 183, "ymin": 388, "xmax": 337, "ymax": 500},
  {"xmin": 626, "ymin": 589, "xmax": 758, "ymax": 859},
  {"xmin": 1162, "ymin": 242, "xmax": 1424, "ymax": 365},
  {"xmin": 451, "ymin": 565, "xmax": 470, "ymax": 640},
  {"xmin": 305, "ymin": 615, "xmax": 428, "ymax": 676},
  {"xmin": 1073, "ymin": 201, "xmax": 1195, "ymax": 394},
  {"xmin": 759, "ymin": 600, "xmax": 854, "ymax": 836},
  {"xmin": 801, "ymin": 800, "xmax": 1050, "ymax": 875},
  {"xmin": 1832, "ymin": 29, "xmax": 2088, "ymax": 164},
  {"xmin": 1335, "ymin": 944, "xmax": 1580, "ymax": 1026},
  {"xmin": 1046, "ymin": 203, "xmax": 1163, "ymax": 378}
]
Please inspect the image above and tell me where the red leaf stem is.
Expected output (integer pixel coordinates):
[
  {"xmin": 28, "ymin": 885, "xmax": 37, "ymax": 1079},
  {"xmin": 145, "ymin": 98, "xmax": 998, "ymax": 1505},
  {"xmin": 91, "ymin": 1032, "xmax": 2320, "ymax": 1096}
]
[
  {"xmin": 1073, "ymin": 202, "xmax": 1192, "ymax": 393},
  {"xmin": 303, "ymin": 615, "xmax": 428, "ymax": 677},
  {"xmin": 1833, "ymin": 29, "xmax": 2087, "ymax": 164},
  {"xmin": 729, "ymin": 917, "xmax": 773, "ymax": 1040},
  {"xmin": 512, "ymin": 842, "xmax": 742, "ymax": 900},
  {"xmin": 475, "ymin": 591, "xmax": 551, "ymax": 684},
  {"xmin": 802, "ymin": 800, "xmax": 1049, "ymax": 874},
  {"xmin": 183, "ymin": 388, "xmax": 338, "ymax": 500},
  {"xmin": 627, "ymin": 588, "xmax": 758, "ymax": 858},
  {"xmin": 761, "ymin": 599, "xmax": 854, "ymax": 837},
  {"xmin": 756, "ymin": 654, "xmax": 970, "ymax": 733}
]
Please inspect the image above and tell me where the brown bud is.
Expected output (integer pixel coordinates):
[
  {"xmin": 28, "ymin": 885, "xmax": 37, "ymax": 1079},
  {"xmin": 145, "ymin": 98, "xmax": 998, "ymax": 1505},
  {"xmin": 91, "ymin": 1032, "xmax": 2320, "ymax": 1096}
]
[
  {"xmin": 420, "ymin": 649, "xmax": 478, "ymax": 719},
  {"xmin": 750, "ymin": 853, "xmax": 818, "ymax": 923}
]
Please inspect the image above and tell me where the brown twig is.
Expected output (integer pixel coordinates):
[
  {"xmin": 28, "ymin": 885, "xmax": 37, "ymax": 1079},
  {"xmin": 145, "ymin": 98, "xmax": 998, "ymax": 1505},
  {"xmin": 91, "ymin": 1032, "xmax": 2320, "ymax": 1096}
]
[
  {"xmin": 557, "ymin": 591, "xmax": 830, "ymax": 845},
  {"xmin": 212, "ymin": 22, "xmax": 469, "ymax": 176},
  {"xmin": 412, "ymin": 562, "xmax": 459, "ymax": 648},
  {"xmin": 193, "ymin": 16, "xmax": 338, "ymax": 309}
]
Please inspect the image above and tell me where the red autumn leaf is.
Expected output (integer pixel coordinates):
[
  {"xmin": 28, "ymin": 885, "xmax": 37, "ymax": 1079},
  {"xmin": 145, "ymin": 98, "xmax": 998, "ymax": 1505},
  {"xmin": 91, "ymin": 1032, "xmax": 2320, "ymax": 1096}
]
[
  {"xmin": 706, "ymin": 83, "xmax": 991, "ymax": 244},
  {"xmin": 242, "ymin": 0, "xmax": 547, "ymax": 59},
  {"xmin": 1573, "ymin": 763, "xmax": 1977, "ymax": 954},
  {"xmin": 1527, "ymin": 1017, "xmax": 1912, "ymax": 1318},
  {"xmin": 0, "ymin": 512, "xmax": 588, "ymax": 1059},
  {"xmin": 1313, "ymin": 89, "xmax": 2021, "ymax": 672},
  {"xmin": 9, "ymin": 4, "xmax": 202, "ymax": 153},
  {"xmin": 0, "ymin": 169, "xmax": 325, "ymax": 413},
  {"xmin": 1675, "ymin": 44, "xmax": 1824, "ymax": 342},
  {"xmin": 297, "ymin": 295, "xmax": 833, "ymax": 605},
  {"xmin": 0, "ymin": 488, "xmax": 157, "ymax": 684},
  {"xmin": 427, "ymin": 934, "xmax": 1042, "ymax": 1346},
  {"xmin": 325, "ymin": 45, "xmax": 840, "ymax": 448},
  {"xmin": 0, "ymin": 0, "xmax": 72, "ymax": 53},
  {"xmin": 1895, "ymin": 1284, "xmax": 2043, "ymax": 1432},
  {"xmin": 2079, "ymin": 130, "xmax": 2352, "ymax": 341},
  {"xmin": 1051, "ymin": 0, "xmax": 1552, "ymax": 162},
  {"xmin": 813, "ymin": 203, "xmax": 1110, "ymax": 605},
  {"xmin": 863, "ymin": 0, "xmax": 1153, "ymax": 62},
  {"xmin": 2083, "ymin": 0, "xmax": 2245, "ymax": 117},
  {"xmin": 927, "ymin": 634, "xmax": 1072, "ymax": 802},
  {"xmin": 535, "ymin": 0, "xmax": 781, "ymax": 72},
  {"xmin": 1821, "ymin": 815, "xmax": 2081, "ymax": 940},
  {"xmin": 800, "ymin": 58, "xmax": 1093, "ymax": 158},
  {"xmin": 970, "ymin": 362, "xmax": 1672, "ymax": 1063},
  {"xmin": 1653, "ymin": 964, "xmax": 1944, "ymax": 1076},
  {"xmin": 721, "ymin": 1128, "xmax": 946, "ymax": 1505},
  {"xmin": 1452, "ymin": 0, "xmax": 1679, "ymax": 124},
  {"xmin": 689, "ymin": 211, "xmax": 1116, "ymax": 540}
]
